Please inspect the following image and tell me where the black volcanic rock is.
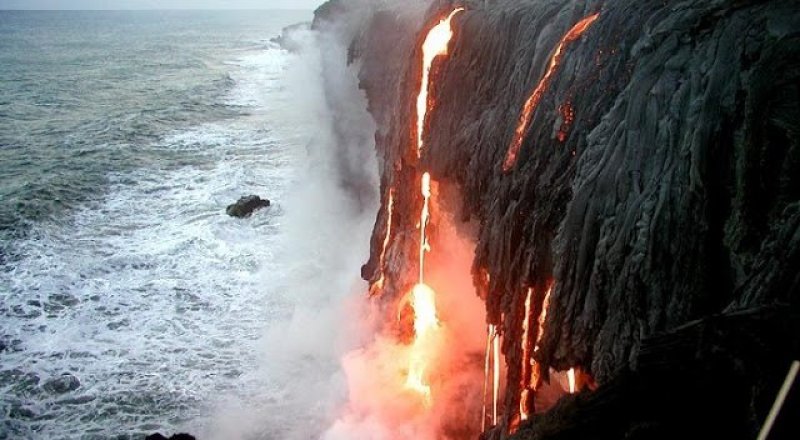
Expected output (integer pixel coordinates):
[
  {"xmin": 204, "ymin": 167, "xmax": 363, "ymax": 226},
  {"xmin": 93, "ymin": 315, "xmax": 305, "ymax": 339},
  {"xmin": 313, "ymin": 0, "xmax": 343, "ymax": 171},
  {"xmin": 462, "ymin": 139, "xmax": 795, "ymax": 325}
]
[
  {"xmin": 271, "ymin": 22, "xmax": 311, "ymax": 53},
  {"xmin": 42, "ymin": 373, "xmax": 80, "ymax": 394},
  {"xmin": 226, "ymin": 195, "xmax": 270, "ymax": 218},
  {"xmin": 315, "ymin": 0, "xmax": 800, "ymax": 437}
]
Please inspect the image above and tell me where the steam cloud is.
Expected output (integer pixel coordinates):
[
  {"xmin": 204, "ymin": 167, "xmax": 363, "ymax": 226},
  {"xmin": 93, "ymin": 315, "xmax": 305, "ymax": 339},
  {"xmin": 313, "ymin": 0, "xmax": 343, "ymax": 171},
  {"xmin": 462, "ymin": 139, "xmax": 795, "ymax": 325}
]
[{"xmin": 204, "ymin": 2, "xmax": 487, "ymax": 439}]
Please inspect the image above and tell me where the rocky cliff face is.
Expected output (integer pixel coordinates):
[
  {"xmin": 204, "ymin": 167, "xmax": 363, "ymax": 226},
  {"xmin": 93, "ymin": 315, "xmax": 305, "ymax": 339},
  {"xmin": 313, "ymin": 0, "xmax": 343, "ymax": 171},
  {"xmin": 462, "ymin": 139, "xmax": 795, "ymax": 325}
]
[{"xmin": 315, "ymin": 0, "xmax": 800, "ymax": 438}]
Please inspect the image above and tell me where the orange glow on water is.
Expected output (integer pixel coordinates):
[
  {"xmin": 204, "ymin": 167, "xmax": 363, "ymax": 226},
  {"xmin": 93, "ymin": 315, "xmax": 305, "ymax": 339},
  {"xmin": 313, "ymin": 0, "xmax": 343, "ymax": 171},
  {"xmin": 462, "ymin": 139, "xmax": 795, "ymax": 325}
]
[
  {"xmin": 416, "ymin": 8, "xmax": 464, "ymax": 158},
  {"xmin": 502, "ymin": 13, "xmax": 599, "ymax": 171}
]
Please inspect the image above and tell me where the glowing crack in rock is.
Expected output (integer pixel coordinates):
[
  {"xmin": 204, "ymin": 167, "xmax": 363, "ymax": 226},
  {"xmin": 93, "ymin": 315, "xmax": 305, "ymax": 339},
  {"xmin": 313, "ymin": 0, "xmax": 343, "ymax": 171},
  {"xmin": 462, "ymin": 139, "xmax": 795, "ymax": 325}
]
[
  {"xmin": 416, "ymin": 8, "xmax": 464, "ymax": 158},
  {"xmin": 502, "ymin": 13, "xmax": 600, "ymax": 171}
]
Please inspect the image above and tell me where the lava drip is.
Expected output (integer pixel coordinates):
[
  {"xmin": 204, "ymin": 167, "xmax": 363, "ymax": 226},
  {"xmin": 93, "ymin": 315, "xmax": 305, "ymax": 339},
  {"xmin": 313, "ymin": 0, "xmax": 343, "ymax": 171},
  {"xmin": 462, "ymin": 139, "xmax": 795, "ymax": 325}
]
[{"xmin": 502, "ymin": 13, "xmax": 599, "ymax": 172}]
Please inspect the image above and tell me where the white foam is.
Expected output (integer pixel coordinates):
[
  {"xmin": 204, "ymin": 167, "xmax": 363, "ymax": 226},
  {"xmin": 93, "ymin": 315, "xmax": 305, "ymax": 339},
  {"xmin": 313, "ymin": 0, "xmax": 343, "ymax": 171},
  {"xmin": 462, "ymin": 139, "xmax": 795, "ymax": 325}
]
[{"xmin": 0, "ymin": 44, "xmax": 311, "ymax": 438}]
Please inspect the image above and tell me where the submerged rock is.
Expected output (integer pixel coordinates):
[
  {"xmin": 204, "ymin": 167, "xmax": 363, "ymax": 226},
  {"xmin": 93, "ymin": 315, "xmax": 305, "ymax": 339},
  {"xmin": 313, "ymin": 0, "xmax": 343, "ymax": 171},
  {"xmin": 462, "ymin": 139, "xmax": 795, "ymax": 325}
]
[
  {"xmin": 42, "ymin": 373, "xmax": 80, "ymax": 394},
  {"xmin": 225, "ymin": 195, "xmax": 270, "ymax": 218}
]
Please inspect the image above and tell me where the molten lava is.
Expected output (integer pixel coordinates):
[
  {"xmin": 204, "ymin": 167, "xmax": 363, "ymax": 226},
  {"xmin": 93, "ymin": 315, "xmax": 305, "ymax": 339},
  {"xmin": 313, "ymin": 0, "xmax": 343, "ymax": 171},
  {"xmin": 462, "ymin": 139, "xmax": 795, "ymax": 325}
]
[
  {"xmin": 567, "ymin": 368, "xmax": 577, "ymax": 394},
  {"xmin": 502, "ymin": 13, "xmax": 600, "ymax": 172},
  {"xmin": 404, "ymin": 173, "xmax": 439, "ymax": 405},
  {"xmin": 402, "ymin": 7, "xmax": 464, "ymax": 407},
  {"xmin": 404, "ymin": 282, "xmax": 439, "ymax": 404},
  {"xmin": 369, "ymin": 189, "xmax": 395, "ymax": 296},
  {"xmin": 418, "ymin": 173, "xmax": 432, "ymax": 281},
  {"xmin": 519, "ymin": 288, "xmax": 534, "ymax": 421},
  {"xmin": 416, "ymin": 8, "xmax": 464, "ymax": 158},
  {"xmin": 531, "ymin": 285, "xmax": 552, "ymax": 391}
]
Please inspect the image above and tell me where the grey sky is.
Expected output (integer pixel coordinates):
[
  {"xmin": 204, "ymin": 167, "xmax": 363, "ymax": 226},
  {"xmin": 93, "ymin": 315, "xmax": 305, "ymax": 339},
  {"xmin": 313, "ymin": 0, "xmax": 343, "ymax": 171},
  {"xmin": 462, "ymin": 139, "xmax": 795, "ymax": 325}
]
[{"xmin": 0, "ymin": 0, "xmax": 323, "ymax": 9}]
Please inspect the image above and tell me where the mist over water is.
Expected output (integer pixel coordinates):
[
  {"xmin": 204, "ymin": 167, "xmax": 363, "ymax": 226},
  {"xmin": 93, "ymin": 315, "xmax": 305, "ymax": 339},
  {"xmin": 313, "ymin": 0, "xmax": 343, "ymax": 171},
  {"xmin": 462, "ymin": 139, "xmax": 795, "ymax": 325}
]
[{"xmin": 0, "ymin": 10, "xmax": 380, "ymax": 439}]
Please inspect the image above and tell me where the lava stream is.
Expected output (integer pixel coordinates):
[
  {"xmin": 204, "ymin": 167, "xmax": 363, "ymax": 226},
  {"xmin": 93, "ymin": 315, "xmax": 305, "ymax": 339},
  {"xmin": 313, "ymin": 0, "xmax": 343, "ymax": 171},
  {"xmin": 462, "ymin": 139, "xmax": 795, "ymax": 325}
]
[
  {"xmin": 502, "ymin": 13, "xmax": 599, "ymax": 171},
  {"xmin": 531, "ymin": 285, "xmax": 552, "ymax": 390},
  {"xmin": 402, "ymin": 7, "xmax": 464, "ymax": 406},
  {"xmin": 418, "ymin": 173, "xmax": 432, "ymax": 282},
  {"xmin": 519, "ymin": 288, "xmax": 534, "ymax": 420},
  {"xmin": 416, "ymin": 8, "xmax": 464, "ymax": 158}
]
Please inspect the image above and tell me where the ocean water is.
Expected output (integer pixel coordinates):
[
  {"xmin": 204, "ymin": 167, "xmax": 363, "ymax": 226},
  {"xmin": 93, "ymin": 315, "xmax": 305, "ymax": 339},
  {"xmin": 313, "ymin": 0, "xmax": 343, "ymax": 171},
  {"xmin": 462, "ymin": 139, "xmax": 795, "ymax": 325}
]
[{"xmin": 0, "ymin": 10, "xmax": 348, "ymax": 439}]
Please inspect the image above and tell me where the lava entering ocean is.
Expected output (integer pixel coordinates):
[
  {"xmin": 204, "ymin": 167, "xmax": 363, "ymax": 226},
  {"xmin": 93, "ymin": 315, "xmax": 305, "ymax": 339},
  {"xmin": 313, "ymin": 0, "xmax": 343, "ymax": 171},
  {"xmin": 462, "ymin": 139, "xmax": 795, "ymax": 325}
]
[{"xmin": 325, "ymin": 7, "xmax": 486, "ymax": 440}]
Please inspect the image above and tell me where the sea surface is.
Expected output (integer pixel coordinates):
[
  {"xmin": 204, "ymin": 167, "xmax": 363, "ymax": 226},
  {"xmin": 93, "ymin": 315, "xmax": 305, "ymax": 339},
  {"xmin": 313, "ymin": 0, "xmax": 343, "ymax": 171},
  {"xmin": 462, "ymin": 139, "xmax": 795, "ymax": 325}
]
[{"xmin": 0, "ymin": 10, "xmax": 328, "ymax": 439}]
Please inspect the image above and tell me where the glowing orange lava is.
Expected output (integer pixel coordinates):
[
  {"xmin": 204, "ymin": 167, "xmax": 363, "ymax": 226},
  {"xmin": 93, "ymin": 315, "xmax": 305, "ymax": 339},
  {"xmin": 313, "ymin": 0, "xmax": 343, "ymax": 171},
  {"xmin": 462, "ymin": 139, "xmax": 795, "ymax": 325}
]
[
  {"xmin": 519, "ymin": 288, "xmax": 534, "ymax": 421},
  {"xmin": 482, "ymin": 325, "xmax": 492, "ymax": 432},
  {"xmin": 492, "ymin": 324, "xmax": 501, "ymax": 425},
  {"xmin": 482, "ymin": 323, "xmax": 503, "ymax": 427},
  {"xmin": 416, "ymin": 8, "xmax": 464, "ymax": 158},
  {"xmin": 403, "ymin": 7, "xmax": 464, "ymax": 407},
  {"xmin": 502, "ymin": 13, "xmax": 599, "ymax": 172},
  {"xmin": 418, "ymin": 173, "xmax": 432, "ymax": 281},
  {"xmin": 567, "ymin": 368, "xmax": 577, "ymax": 394},
  {"xmin": 531, "ymin": 285, "xmax": 552, "ymax": 390},
  {"xmin": 404, "ymin": 173, "xmax": 439, "ymax": 405},
  {"xmin": 369, "ymin": 189, "xmax": 394, "ymax": 296},
  {"xmin": 404, "ymin": 282, "xmax": 438, "ymax": 404}
]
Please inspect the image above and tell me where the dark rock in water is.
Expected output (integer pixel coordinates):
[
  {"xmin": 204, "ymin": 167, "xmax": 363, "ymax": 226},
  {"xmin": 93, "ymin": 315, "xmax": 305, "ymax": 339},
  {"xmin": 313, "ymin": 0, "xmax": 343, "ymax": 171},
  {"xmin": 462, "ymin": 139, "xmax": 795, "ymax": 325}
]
[
  {"xmin": 226, "ymin": 195, "xmax": 270, "ymax": 218},
  {"xmin": 271, "ymin": 22, "xmax": 311, "ymax": 52},
  {"xmin": 42, "ymin": 373, "xmax": 80, "ymax": 394},
  {"xmin": 145, "ymin": 434, "xmax": 196, "ymax": 440}
]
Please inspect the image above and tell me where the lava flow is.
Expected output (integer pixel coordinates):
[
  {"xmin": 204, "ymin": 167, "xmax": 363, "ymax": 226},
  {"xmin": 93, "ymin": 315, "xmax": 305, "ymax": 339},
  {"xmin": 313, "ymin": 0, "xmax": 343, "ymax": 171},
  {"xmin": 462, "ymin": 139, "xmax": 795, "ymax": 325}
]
[
  {"xmin": 416, "ymin": 7, "xmax": 464, "ymax": 158},
  {"xmin": 403, "ymin": 7, "xmax": 464, "ymax": 405},
  {"xmin": 502, "ymin": 13, "xmax": 599, "ymax": 172},
  {"xmin": 404, "ymin": 173, "xmax": 437, "ymax": 404},
  {"xmin": 519, "ymin": 288, "xmax": 534, "ymax": 421},
  {"xmin": 531, "ymin": 285, "xmax": 552, "ymax": 391}
]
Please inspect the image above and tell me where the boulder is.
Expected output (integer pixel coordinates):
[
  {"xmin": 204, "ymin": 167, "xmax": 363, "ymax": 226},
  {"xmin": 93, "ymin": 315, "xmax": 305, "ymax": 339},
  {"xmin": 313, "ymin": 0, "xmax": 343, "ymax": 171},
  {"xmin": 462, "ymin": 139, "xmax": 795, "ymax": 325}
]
[
  {"xmin": 226, "ymin": 195, "xmax": 270, "ymax": 218},
  {"xmin": 42, "ymin": 373, "xmax": 80, "ymax": 394}
]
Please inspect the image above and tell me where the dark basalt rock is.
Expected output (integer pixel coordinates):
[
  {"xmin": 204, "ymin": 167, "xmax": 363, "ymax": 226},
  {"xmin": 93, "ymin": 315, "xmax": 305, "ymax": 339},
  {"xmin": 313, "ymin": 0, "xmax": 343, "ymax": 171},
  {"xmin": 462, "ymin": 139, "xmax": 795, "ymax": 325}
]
[
  {"xmin": 42, "ymin": 373, "xmax": 80, "ymax": 394},
  {"xmin": 225, "ymin": 195, "xmax": 270, "ymax": 218},
  {"xmin": 271, "ymin": 22, "xmax": 311, "ymax": 53}
]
